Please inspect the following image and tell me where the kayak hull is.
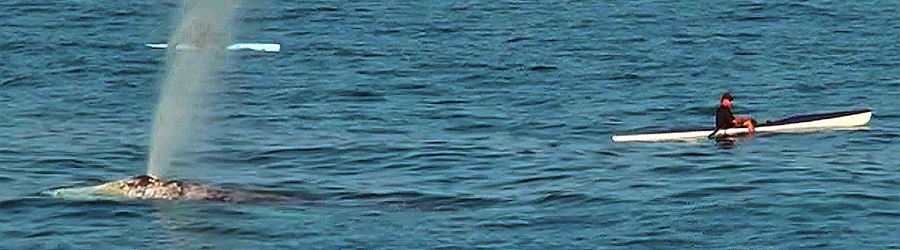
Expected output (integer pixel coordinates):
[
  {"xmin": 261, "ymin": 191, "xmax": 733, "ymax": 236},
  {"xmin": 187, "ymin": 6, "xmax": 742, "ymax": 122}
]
[
  {"xmin": 145, "ymin": 43, "xmax": 281, "ymax": 52},
  {"xmin": 612, "ymin": 109, "xmax": 871, "ymax": 142}
]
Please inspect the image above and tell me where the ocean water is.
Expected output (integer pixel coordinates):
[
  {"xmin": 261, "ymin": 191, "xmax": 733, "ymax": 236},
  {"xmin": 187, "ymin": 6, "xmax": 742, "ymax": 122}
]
[{"xmin": 2, "ymin": 0, "xmax": 899, "ymax": 249}]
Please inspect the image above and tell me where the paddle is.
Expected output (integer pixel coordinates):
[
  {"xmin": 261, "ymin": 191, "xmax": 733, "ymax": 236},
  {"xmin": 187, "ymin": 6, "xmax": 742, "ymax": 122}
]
[{"xmin": 706, "ymin": 128, "xmax": 720, "ymax": 139}]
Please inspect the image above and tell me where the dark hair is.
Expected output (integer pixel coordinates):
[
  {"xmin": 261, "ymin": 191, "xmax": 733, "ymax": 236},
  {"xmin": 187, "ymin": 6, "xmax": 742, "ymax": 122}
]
[{"xmin": 721, "ymin": 92, "xmax": 733, "ymax": 101}]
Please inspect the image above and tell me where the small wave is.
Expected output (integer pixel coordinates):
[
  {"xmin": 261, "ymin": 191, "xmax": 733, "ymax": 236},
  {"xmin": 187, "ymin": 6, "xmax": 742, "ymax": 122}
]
[
  {"xmin": 648, "ymin": 165, "xmax": 695, "ymax": 174},
  {"xmin": 747, "ymin": 177, "xmax": 804, "ymax": 184},
  {"xmin": 614, "ymin": 238, "xmax": 703, "ymax": 248},
  {"xmin": 669, "ymin": 185, "xmax": 756, "ymax": 199},
  {"xmin": 0, "ymin": 196, "xmax": 45, "ymax": 210},
  {"xmin": 330, "ymin": 89, "xmax": 387, "ymax": 102},
  {"xmin": 527, "ymin": 65, "xmax": 557, "ymax": 71},
  {"xmin": 1, "ymin": 195, "xmax": 151, "ymax": 214},
  {"xmin": 402, "ymin": 151, "xmax": 468, "ymax": 161},
  {"xmin": 424, "ymin": 99, "xmax": 469, "ymax": 105},
  {"xmin": 703, "ymin": 163, "xmax": 750, "ymax": 171},
  {"xmin": 475, "ymin": 218, "xmax": 530, "ymax": 228},
  {"xmin": 336, "ymin": 190, "xmax": 505, "ymax": 211},
  {"xmin": 653, "ymin": 151, "xmax": 716, "ymax": 158},
  {"xmin": 258, "ymin": 145, "xmax": 335, "ymax": 155},
  {"xmin": 443, "ymin": 123, "xmax": 496, "ymax": 132},
  {"xmin": 339, "ymin": 190, "xmax": 425, "ymax": 200},
  {"xmin": 530, "ymin": 191, "xmax": 591, "ymax": 206},
  {"xmin": 830, "ymin": 192, "xmax": 897, "ymax": 202},
  {"xmin": 516, "ymin": 174, "xmax": 570, "ymax": 184},
  {"xmin": 595, "ymin": 150, "xmax": 620, "ymax": 157},
  {"xmin": 866, "ymin": 210, "xmax": 900, "ymax": 218},
  {"xmin": 628, "ymin": 183, "xmax": 665, "ymax": 188}
]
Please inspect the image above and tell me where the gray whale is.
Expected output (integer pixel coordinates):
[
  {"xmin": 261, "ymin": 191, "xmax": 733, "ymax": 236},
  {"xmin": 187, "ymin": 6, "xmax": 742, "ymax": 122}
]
[{"xmin": 43, "ymin": 175, "xmax": 276, "ymax": 202}]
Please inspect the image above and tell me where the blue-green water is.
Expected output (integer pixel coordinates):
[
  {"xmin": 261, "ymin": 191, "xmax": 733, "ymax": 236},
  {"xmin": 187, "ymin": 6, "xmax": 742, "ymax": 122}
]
[{"xmin": 2, "ymin": 0, "xmax": 899, "ymax": 249}]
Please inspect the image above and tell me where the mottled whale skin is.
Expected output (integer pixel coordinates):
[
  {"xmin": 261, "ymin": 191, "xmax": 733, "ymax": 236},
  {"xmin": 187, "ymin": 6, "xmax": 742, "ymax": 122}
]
[{"xmin": 43, "ymin": 175, "xmax": 242, "ymax": 202}]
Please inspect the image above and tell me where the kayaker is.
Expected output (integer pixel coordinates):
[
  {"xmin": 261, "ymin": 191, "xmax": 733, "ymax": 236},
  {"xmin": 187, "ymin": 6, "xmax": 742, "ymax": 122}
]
[{"xmin": 716, "ymin": 92, "xmax": 755, "ymax": 133}]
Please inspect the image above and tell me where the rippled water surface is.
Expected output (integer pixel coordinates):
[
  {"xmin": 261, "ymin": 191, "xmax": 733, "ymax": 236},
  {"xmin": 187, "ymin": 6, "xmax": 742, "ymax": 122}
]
[{"xmin": 3, "ymin": 0, "xmax": 899, "ymax": 249}]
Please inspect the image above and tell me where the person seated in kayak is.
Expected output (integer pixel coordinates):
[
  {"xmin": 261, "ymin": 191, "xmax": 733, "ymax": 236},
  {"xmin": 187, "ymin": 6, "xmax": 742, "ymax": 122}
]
[{"xmin": 716, "ymin": 92, "xmax": 755, "ymax": 133}]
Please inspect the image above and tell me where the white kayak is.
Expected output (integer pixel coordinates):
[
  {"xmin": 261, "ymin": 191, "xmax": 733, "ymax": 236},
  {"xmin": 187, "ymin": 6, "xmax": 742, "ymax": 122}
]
[
  {"xmin": 145, "ymin": 43, "xmax": 281, "ymax": 52},
  {"xmin": 612, "ymin": 109, "xmax": 872, "ymax": 142}
]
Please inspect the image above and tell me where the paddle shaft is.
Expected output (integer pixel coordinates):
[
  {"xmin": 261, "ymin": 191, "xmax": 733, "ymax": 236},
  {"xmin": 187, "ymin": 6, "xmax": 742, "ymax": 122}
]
[{"xmin": 707, "ymin": 128, "xmax": 720, "ymax": 139}]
